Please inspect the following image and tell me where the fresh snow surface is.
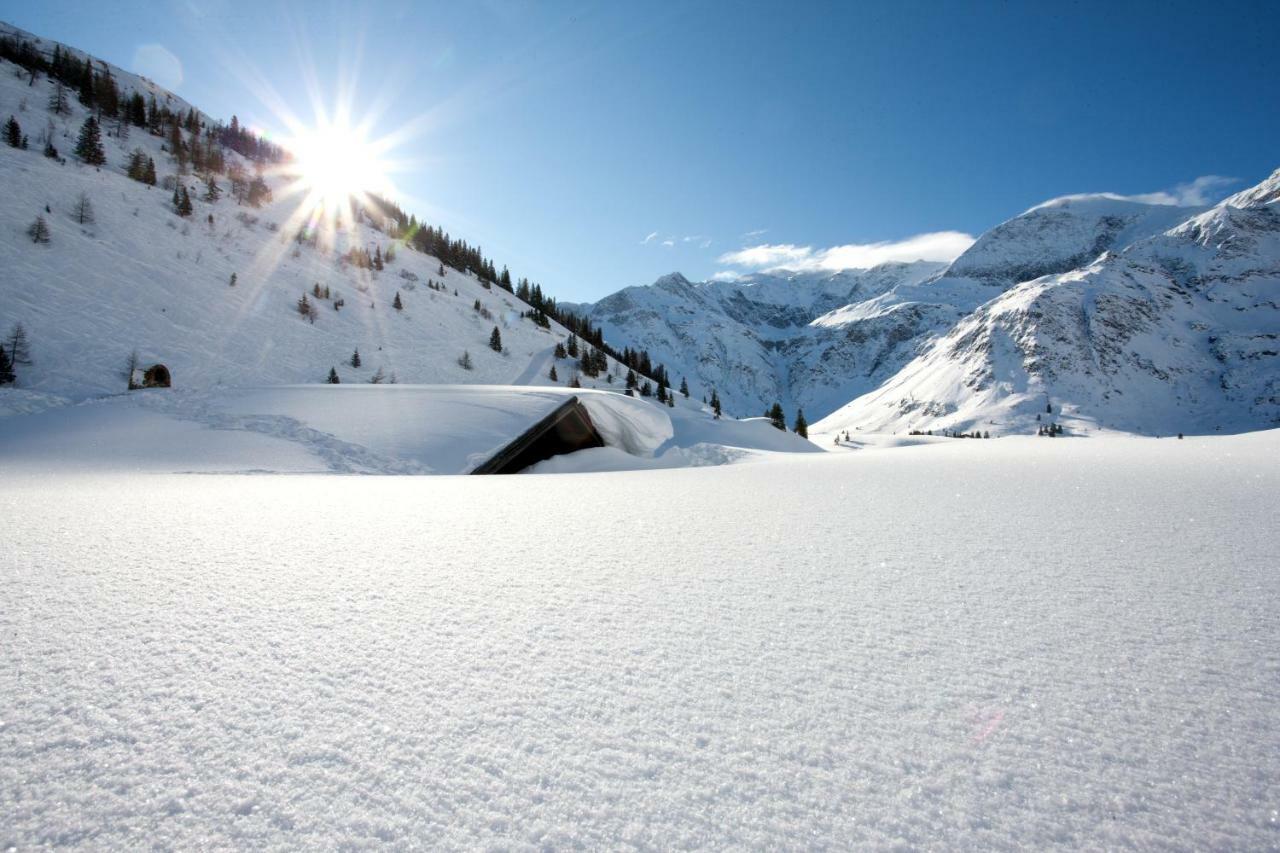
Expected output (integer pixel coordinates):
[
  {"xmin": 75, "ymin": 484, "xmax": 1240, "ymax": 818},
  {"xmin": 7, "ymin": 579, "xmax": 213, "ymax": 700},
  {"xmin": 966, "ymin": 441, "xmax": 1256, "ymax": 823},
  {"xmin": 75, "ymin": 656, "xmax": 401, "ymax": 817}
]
[
  {"xmin": 3, "ymin": 432, "xmax": 1279, "ymax": 848},
  {"xmin": 0, "ymin": 385, "xmax": 817, "ymax": 475}
]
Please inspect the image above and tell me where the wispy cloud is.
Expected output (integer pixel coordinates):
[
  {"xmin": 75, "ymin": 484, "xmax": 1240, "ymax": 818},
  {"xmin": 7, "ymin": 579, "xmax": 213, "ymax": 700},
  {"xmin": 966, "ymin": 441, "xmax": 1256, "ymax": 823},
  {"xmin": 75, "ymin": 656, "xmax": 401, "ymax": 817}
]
[
  {"xmin": 1125, "ymin": 175, "xmax": 1237, "ymax": 206},
  {"xmin": 640, "ymin": 231, "xmax": 659, "ymax": 245},
  {"xmin": 1034, "ymin": 175, "xmax": 1240, "ymax": 212},
  {"xmin": 741, "ymin": 228, "xmax": 768, "ymax": 240},
  {"xmin": 710, "ymin": 270, "xmax": 742, "ymax": 281},
  {"xmin": 661, "ymin": 239, "xmax": 675, "ymax": 247},
  {"xmin": 718, "ymin": 231, "xmax": 975, "ymax": 273}
]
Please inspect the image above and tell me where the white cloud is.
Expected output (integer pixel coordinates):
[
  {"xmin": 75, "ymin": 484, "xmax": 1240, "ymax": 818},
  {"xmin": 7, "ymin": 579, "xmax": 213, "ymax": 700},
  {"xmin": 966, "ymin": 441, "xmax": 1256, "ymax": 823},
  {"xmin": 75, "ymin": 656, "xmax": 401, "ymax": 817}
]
[
  {"xmin": 640, "ymin": 231, "xmax": 658, "ymax": 245},
  {"xmin": 717, "ymin": 231, "xmax": 975, "ymax": 273},
  {"xmin": 661, "ymin": 239, "xmax": 675, "ymax": 247},
  {"xmin": 1034, "ymin": 175, "xmax": 1239, "ymax": 212},
  {"xmin": 132, "ymin": 43, "xmax": 184, "ymax": 90},
  {"xmin": 1125, "ymin": 175, "xmax": 1237, "ymax": 206},
  {"xmin": 741, "ymin": 228, "xmax": 768, "ymax": 240},
  {"xmin": 710, "ymin": 270, "xmax": 743, "ymax": 281}
]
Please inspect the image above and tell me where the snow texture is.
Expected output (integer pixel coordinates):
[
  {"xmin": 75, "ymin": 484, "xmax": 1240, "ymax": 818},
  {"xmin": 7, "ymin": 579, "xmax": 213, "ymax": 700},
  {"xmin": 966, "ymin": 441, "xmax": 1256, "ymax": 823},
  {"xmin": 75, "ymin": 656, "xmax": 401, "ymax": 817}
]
[{"xmin": 3, "ymin": 432, "xmax": 1279, "ymax": 848}]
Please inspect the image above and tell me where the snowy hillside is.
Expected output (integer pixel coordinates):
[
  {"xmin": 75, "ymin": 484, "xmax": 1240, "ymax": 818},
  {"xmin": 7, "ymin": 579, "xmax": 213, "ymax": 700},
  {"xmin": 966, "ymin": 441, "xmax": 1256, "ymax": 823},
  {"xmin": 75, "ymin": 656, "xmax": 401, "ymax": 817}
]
[
  {"xmin": 0, "ymin": 28, "xmax": 658, "ymax": 408},
  {"xmin": 817, "ymin": 169, "xmax": 1280, "ymax": 436}
]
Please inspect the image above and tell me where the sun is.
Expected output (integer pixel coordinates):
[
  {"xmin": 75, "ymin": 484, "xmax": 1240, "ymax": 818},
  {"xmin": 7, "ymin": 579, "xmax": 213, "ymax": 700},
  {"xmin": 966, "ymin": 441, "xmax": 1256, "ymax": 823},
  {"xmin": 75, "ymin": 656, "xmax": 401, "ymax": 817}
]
[{"xmin": 284, "ymin": 118, "xmax": 393, "ymax": 214}]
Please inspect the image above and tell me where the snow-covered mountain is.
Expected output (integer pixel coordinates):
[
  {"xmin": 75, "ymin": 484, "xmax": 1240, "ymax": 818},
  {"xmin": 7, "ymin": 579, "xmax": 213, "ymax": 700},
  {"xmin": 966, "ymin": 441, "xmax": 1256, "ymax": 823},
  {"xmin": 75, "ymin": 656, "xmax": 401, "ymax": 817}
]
[
  {"xmin": 583, "ymin": 173, "xmax": 1279, "ymax": 435},
  {"xmin": 573, "ymin": 262, "xmax": 949, "ymax": 419},
  {"xmin": 0, "ymin": 23, "xmax": 662, "ymax": 412},
  {"xmin": 816, "ymin": 171, "xmax": 1280, "ymax": 436}
]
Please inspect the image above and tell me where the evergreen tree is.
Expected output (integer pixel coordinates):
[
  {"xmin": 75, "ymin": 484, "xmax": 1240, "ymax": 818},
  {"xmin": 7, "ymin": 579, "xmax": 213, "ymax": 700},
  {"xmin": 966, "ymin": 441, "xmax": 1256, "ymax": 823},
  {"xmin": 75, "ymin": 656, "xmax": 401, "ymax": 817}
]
[
  {"xmin": 566, "ymin": 334, "xmax": 579, "ymax": 357},
  {"xmin": 374, "ymin": 246, "xmax": 383, "ymax": 271},
  {"xmin": 569, "ymin": 374, "xmax": 581, "ymax": 388},
  {"xmin": 680, "ymin": 377, "xmax": 689, "ymax": 398},
  {"xmin": 792, "ymin": 408, "xmax": 808, "ymax": 438},
  {"xmin": 1046, "ymin": 401, "xmax": 1053, "ymax": 414},
  {"xmin": 74, "ymin": 116, "xmax": 105, "ymax": 165},
  {"xmin": 177, "ymin": 185, "xmax": 193, "ymax": 217},
  {"xmin": 327, "ymin": 366, "xmax": 340, "ymax": 384},
  {"xmin": 548, "ymin": 364, "xmax": 558, "ymax": 381},
  {"xmin": 457, "ymin": 350, "xmax": 473, "ymax": 370},
  {"xmin": 640, "ymin": 380, "xmax": 652, "ymax": 397},
  {"xmin": 769, "ymin": 402, "xmax": 786, "ymax": 431},
  {"xmin": 297, "ymin": 292, "xmax": 312, "ymax": 319},
  {"xmin": 554, "ymin": 342, "xmax": 567, "ymax": 359},
  {"xmin": 393, "ymin": 291, "xmax": 403, "ymax": 311},
  {"xmin": 438, "ymin": 262, "xmax": 445, "ymax": 276},
  {"xmin": 488, "ymin": 326, "xmax": 503, "ymax": 352},
  {"xmin": 369, "ymin": 366, "xmax": 386, "ymax": 384},
  {"xmin": 203, "ymin": 175, "xmax": 221, "ymax": 202},
  {"xmin": 4, "ymin": 115, "xmax": 20, "ymax": 148},
  {"xmin": 143, "ymin": 157, "xmax": 156, "ymax": 185},
  {"xmin": 350, "ymin": 349, "xmax": 361, "ymax": 368},
  {"xmin": 711, "ymin": 390, "xmax": 722, "ymax": 419},
  {"xmin": 625, "ymin": 368, "xmax": 637, "ymax": 390},
  {"xmin": 229, "ymin": 273, "xmax": 238, "ymax": 287},
  {"xmin": 27, "ymin": 215, "xmax": 50, "ymax": 244},
  {"xmin": 126, "ymin": 148, "xmax": 145, "ymax": 180},
  {"xmin": 8, "ymin": 324, "xmax": 31, "ymax": 365},
  {"xmin": 0, "ymin": 344, "xmax": 14, "ymax": 385},
  {"xmin": 656, "ymin": 383, "xmax": 667, "ymax": 403}
]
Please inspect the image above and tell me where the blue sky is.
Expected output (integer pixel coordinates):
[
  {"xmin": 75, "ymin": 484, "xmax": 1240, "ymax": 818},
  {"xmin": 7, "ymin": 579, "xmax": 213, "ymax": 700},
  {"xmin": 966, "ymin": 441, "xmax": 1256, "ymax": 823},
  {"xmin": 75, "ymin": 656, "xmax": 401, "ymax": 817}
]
[{"xmin": 3, "ymin": 0, "xmax": 1278, "ymax": 301}]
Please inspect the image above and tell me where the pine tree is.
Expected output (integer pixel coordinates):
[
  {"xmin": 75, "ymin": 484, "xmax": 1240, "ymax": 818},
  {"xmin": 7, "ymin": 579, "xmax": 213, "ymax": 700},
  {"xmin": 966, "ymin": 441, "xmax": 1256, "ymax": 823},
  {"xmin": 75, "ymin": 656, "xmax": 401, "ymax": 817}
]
[
  {"xmin": 8, "ymin": 324, "xmax": 31, "ymax": 365},
  {"xmin": 27, "ymin": 215, "xmax": 50, "ymax": 244},
  {"xmin": 769, "ymin": 402, "xmax": 786, "ymax": 431},
  {"xmin": 711, "ymin": 389, "xmax": 722, "ymax": 419},
  {"xmin": 229, "ymin": 273, "xmax": 238, "ymax": 287},
  {"xmin": 549, "ymin": 364, "xmax": 558, "ymax": 381},
  {"xmin": 374, "ymin": 246, "xmax": 383, "ymax": 271},
  {"xmin": 680, "ymin": 377, "xmax": 689, "ymax": 398},
  {"xmin": 369, "ymin": 366, "xmax": 386, "ymax": 384},
  {"xmin": 1046, "ymin": 401, "xmax": 1053, "ymax": 414},
  {"xmin": 625, "ymin": 368, "xmax": 637, "ymax": 390},
  {"xmin": 438, "ymin": 262, "xmax": 445, "ymax": 276},
  {"xmin": 74, "ymin": 116, "xmax": 105, "ymax": 165},
  {"xmin": 297, "ymin": 292, "xmax": 312, "ymax": 319},
  {"xmin": 143, "ymin": 157, "xmax": 156, "ymax": 185},
  {"xmin": 4, "ymin": 115, "xmax": 20, "ymax": 148},
  {"xmin": 640, "ymin": 380, "xmax": 652, "ymax": 397},
  {"xmin": 566, "ymin": 335, "xmax": 579, "ymax": 358},
  {"xmin": 457, "ymin": 350, "xmax": 473, "ymax": 370},
  {"xmin": 72, "ymin": 191, "xmax": 94, "ymax": 225},
  {"xmin": 351, "ymin": 349, "xmax": 361, "ymax": 368},
  {"xmin": 203, "ymin": 175, "xmax": 221, "ymax": 202},
  {"xmin": 126, "ymin": 148, "xmax": 145, "ymax": 180},
  {"xmin": 393, "ymin": 291, "xmax": 403, "ymax": 311},
  {"xmin": 488, "ymin": 326, "xmax": 503, "ymax": 352},
  {"xmin": 554, "ymin": 342, "xmax": 567, "ymax": 359},
  {"xmin": 792, "ymin": 408, "xmax": 808, "ymax": 438},
  {"xmin": 179, "ymin": 185, "xmax": 194, "ymax": 217},
  {"xmin": 327, "ymin": 366, "xmax": 340, "ymax": 384},
  {"xmin": 0, "ymin": 344, "xmax": 14, "ymax": 385},
  {"xmin": 569, "ymin": 374, "xmax": 582, "ymax": 388},
  {"xmin": 656, "ymin": 383, "xmax": 667, "ymax": 403}
]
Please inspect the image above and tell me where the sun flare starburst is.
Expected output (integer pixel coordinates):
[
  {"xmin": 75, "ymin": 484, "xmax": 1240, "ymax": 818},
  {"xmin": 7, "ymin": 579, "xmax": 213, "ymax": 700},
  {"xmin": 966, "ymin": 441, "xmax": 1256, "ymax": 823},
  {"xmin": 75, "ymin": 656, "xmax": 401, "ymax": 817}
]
[{"xmin": 281, "ymin": 118, "xmax": 394, "ymax": 221}]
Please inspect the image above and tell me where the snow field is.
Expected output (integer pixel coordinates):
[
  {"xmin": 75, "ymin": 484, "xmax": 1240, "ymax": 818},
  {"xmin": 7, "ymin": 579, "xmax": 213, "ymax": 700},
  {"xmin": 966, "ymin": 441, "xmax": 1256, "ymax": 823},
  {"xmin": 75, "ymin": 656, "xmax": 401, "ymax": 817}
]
[{"xmin": 2, "ymin": 432, "xmax": 1279, "ymax": 848}]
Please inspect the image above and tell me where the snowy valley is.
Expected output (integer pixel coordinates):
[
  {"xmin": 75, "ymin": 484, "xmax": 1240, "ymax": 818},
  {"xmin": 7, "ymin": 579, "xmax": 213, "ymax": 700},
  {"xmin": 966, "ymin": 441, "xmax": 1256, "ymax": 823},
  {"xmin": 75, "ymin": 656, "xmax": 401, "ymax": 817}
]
[{"xmin": 2, "ymin": 15, "xmax": 1279, "ymax": 853}]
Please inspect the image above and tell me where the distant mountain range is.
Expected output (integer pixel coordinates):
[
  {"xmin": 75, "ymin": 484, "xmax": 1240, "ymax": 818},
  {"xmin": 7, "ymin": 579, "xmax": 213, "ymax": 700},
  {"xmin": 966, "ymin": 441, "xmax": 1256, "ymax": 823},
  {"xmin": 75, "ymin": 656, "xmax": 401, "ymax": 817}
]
[{"xmin": 576, "ymin": 170, "xmax": 1280, "ymax": 435}]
